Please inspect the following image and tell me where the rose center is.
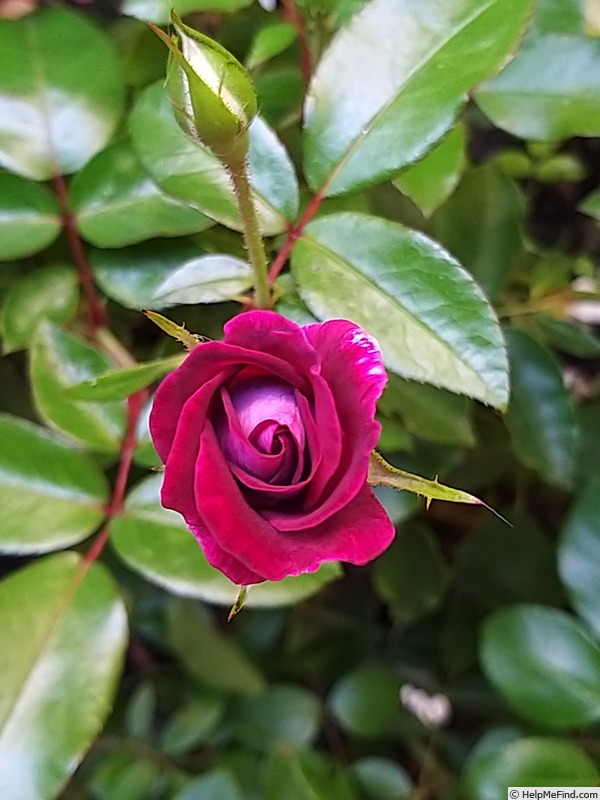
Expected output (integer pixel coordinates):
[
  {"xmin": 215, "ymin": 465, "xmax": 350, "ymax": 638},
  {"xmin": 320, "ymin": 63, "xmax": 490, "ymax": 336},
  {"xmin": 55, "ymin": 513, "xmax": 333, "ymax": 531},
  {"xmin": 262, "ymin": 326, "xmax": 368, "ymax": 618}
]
[{"xmin": 218, "ymin": 377, "xmax": 306, "ymax": 484}]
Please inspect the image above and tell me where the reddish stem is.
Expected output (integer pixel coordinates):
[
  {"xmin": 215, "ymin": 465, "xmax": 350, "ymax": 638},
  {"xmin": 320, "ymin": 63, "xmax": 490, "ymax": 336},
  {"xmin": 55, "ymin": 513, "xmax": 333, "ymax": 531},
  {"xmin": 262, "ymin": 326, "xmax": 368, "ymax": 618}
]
[
  {"xmin": 52, "ymin": 173, "xmax": 107, "ymax": 334},
  {"xmin": 84, "ymin": 390, "xmax": 148, "ymax": 566},
  {"xmin": 281, "ymin": 0, "xmax": 312, "ymax": 85},
  {"xmin": 268, "ymin": 185, "xmax": 328, "ymax": 286}
]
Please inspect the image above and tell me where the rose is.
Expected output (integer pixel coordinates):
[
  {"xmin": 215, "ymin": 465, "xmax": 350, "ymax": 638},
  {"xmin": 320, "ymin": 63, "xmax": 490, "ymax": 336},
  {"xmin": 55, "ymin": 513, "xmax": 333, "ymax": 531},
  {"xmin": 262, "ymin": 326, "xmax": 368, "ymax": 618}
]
[{"xmin": 150, "ymin": 310, "xmax": 395, "ymax": 585}]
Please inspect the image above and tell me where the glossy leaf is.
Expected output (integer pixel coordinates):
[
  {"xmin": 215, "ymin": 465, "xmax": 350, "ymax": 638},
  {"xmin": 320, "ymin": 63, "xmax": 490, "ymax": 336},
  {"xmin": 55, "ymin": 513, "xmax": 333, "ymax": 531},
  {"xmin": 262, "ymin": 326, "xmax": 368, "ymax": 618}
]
[
  {"xmin": 463, "ymin": 736, "xmax": 598, "ymax": 798},
  {"xmin": 329, "ymin": 666, "xmax": 400, "ymax": 738},
  {"xmin": 71, "ymin": 139, "xmax": 212, "ymax": 248},
  {"xmin": 265, "ymin": 749, "xmax": 356, "ymax": 800},
  {"xmin": 90, "ymin": 239, "xmax": 205, "ymax": 309},
  {"xmin": 160, "ymin": 695, "xmax": 225, "ymax": 756},
  {"xmin": 533, "ymin": 0, "xmax": 585, "ymax": 33},
  {"xmin": 433, "ymin": 165, "xmax": 524, "ymax": 298},
  {"xmin": 481, "ymin": 604, "xmax": 600, "ymax": 728},
  {"xmin": 123, "ymin": 0, "xmax": 252, "ymax": 25},
  {"xmin": 0, "ymin": 6, "xmax": 125, "ymax": 180},
  {"xmin": 167, "ymin": 598, "xmax": 265, "ymax": 694},
  {"xmin": 579, "ymin": 186, "xmax": 600, "ymax": 219},
  {"xmin": 0, "ymin": 172, "xmax": 61, "ymax": 259},
  {"xmin": 392, "ymin": 124, "xmax": 466, "ymax": 218},
  {"xmin": 457, "ymin": 515, "xmax": 563, "ymax": 610},
  {"xmin": 535, "ymin": 314, "xmax": 600, "ymax": 358},
  {"xmin": 0, "ymin": 415, "xmax": 108, "ymax": 554},
  {"xmin": 29, "ymin": 322, "xmax": 126, "ymax": 453},
  {"xmin": 129, "ymin": 81, "xmax": 298, "ymax": 235},
  {"xmin": 504, "ymin": 328, "xmax": 576, "ymax": 488},
  {"xmin": 110, "ymin": 474, "xmax": 342, "ymax": 607},
  {"xmin": 246, "ymin": 23, "xmax": 297, "ymax": 70},
  {"xmin": 234, "ymin": 684, "xmax": 321, "ymax": 748},
  {"xmin": 303, "ymin": 0, "xmax": 534, "ymax": 195},
  {"xmin": 379, "ymin": 373, "xmax": 475, "ymax": 447},
  {"xmin": 1, "ymin": 264, "xmax": 79, "ymax": 354},
  {"xmin": 174, "ymin": 770, "xmax": 244, "ymax": 800},
  {"xmin": 373, "ymin": 526, "xmax": 449, "ymax": 623},
  {"xmin": 67, "ymin": 357, "xmax": 182, "ymax": 402},
  {"xmin": 152, "ymin": 254, "xmax": 253, "ymax": 305},
  {"xmin": 0, "ymin": 553, "xmax": 127, "ymax": 800},
  {"xmin": 350, "ymin": 758, "xmax": 412, "ymax": 800},
  {"xmin": 559, "ymin": 472, "xmax": 600, "ymax": 638},
  {"xmin": 475, "ymin": 35, "xmax": 600, "ymax": 141},
  {"xmin": 292, "ymin": 213, "xmax": 509, "ymax": 407}
]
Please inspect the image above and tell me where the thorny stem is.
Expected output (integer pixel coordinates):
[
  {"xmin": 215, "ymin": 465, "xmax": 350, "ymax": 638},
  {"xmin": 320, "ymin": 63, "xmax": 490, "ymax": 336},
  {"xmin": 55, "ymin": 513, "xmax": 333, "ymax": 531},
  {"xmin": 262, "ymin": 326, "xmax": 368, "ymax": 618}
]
[
  {"xmin": 268, "ymin": 185, "xmax": 329, "ymax": 286},
  {"xmin": 281, "ymin": 0, "xmax": 312, "ymax": 86},
  {"xmin": 52, "ymin": 173, "xmax": 107, "ymax": 335},
  {"xmin": 228, "ymin": 160, "xmax": 272, "ymax": 309}
]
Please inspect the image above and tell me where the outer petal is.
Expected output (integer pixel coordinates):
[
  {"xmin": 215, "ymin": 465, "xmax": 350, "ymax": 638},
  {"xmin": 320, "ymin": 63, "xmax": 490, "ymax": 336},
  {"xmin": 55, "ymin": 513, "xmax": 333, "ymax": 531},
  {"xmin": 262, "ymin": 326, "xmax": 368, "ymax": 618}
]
[
  {"xmin": 150, "ymin": 341, "xmax": 308, "ymax": 462},
  {"xmin": 195, "ymin": 424, "xmax": 394, "ymax": 581},
  {"xmin": 265, "ymin": 320, "xmax": 387, "ymax": 531},
  {"xmin": 187, "ymin": 518, "xmax": 265, "ymax": 586},
  {"xmin": 224, "ymin": 310, "xmax": 319, "ymax": 371}
]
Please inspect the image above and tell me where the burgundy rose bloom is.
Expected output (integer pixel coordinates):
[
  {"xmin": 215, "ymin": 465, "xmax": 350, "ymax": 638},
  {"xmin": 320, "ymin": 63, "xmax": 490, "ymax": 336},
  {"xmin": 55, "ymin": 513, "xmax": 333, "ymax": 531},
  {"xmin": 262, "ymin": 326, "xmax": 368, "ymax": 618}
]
[{"xmin": 149, "ymin": 310, "xmax": 395, "ymax": 585}]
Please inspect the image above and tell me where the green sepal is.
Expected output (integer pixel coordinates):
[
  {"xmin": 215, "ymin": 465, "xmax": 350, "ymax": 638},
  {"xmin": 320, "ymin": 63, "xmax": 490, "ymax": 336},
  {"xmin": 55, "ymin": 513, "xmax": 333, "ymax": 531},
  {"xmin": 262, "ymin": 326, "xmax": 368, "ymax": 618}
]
[
  {"xmin": 142, "ymin": 309, "xmax": 205, "ymax": 351},
  {"xmin": 150, "ymin": 12, "xmax": 257, "ymax": 166},
  {"xmin": 368, "ymin": 451, "xmax": 508, "ymax": 522}
]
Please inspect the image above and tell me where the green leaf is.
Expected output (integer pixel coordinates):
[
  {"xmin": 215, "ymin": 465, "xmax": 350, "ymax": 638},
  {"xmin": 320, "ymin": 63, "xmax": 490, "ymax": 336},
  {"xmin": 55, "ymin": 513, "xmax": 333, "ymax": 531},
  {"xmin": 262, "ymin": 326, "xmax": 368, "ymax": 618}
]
[
  {"xmin": 475, "ymin": 35, "xmax": 600, "ymax": 141},
  {"xmin": 123, "ymin": 0, "xmax": 252, "ymax": 26},
  {"xmin": 579, "ymin": 186, "xmax": 600, "ymax": 219},
  {"xmin": 1, "ymin": 264, "xmax": 79, "ymax": 354},
  {"xmin": 234, "ymin": 684, "xmax": 321, "ymax": 749},
  {"xmin": 533, "ymin": 0, "xmax": 585, "ymax": 34},
  {"xmin": 0, "ymin": 552, "xmax": 128, "ymax": 800},
  {"xmin": 462, "ymin": 736, "xmax": 598, "ymax": 799},
  {"xmin": 167, "ymin": 597, "xmax": 265, "ymax": 694},
  {"xmin": 350, "ymin": 758, "xmax": 412, "ymax": 800},
  {"xmin": 292, "ymin": 213, "xmax": 508, "ymax": 408},
  {"xmin": 457, "ymin": 514, "xmax": 564, "ymax": 610},
  {"xmin": 535, "ymin": 314, "xmax": 600, "ymax": 358},
  {"xmin": 152, "ymin": 254, "xmax": 253, "ymax": 305},
  {"xmin": 90, "ymin": 239, "xmax": 205, "ymax": 310},
  {"xmin": 392, "ymin": 124, "xmax": 466, "ymax": 218},
  {"xmin": 0, "ymin": 414, "xmax": 108, "ymax": 554},
  {"xmin": 265, "ymin": 749, "xmax": 356, "ymax": 800},
  {"xmin": 129, "ymin": 81, "xmax": 298, "ymax": 235},
  {"xmin": 504, "ymin": 328, "xmax": 576, "ymax": 488},
  {"xmin": 0, "ymin": 6, "xmax": 125, "ymax": 180},
  {"xmin": 30, "ymin": 322, "xmax": 126, "ymax": 453},
  {"xmin": 303, "ymin": 0, "xmax": 534, "ymax": 196},
  {"xmin": 329, "ymin": 666, "xmax": 400, "ymax": 738},
  {"xmin": 71, "ymin": 139, "xmax": 212, "ymax": 248},
  {"xmin": 160, "ymin": 695, "xmax": 225, "ymax": 756},
  {"xmin": 372, "ymin": 525, "xmax": 449, "ymax": 624},
  {"xmin": 66, "ymin": 356, "xmax": 182, "ymax": 402},
  {"xmin": 481, "ymin": 604, "xmax": 600, "ymax": 728},
  {"xmin": 558, "ymin": 472, "xmax": 600, "ymax": 639},
  {"xmin": 174, "ymin": 770, "xmax": 244, "ymax": 800},
  {"xmin": 110, "ymin": 474, "xmax": 342, "ymax": 607},
  {"xmin": 379, "ymin": 373, "xmax": 475, "ymax": 447},
  {"xmin": 433, "ymin": 165, "xmax": 524, "ymax": 298},
  {"xmin": 0, "ymin": 172, "xmax": 61, "ymax": 259},
  {"xmin": 246, "ymin": 23, "xmax": 297, "ymax": 70}
]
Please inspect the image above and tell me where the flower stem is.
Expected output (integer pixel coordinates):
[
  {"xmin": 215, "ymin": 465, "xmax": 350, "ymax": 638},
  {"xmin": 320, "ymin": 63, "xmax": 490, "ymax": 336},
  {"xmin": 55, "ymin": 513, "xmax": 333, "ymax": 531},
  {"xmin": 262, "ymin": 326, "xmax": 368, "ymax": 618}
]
[{"xmin": 228, "ymin": 160, "xmax": 271, "ymax": 309}]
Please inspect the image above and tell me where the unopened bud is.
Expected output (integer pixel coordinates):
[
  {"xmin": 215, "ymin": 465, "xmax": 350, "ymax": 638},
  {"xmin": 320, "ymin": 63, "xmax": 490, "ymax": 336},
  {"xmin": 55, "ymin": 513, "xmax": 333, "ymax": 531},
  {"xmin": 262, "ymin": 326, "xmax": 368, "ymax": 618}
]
[{"xmin": 151, "ymin": 12, "xmax": 257, "ymax": 168}]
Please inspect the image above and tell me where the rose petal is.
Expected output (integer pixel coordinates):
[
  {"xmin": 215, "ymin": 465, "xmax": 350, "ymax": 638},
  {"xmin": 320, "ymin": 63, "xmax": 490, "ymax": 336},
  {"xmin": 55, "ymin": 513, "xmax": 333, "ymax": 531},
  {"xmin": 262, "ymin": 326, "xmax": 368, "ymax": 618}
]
[
  {"xmin": 150, "ymin": 342, "xmax": 309, "ymax": 462},
  {"xmin": 230, "ymin": 376, "xmax": 305, "ymax": 451},
  {"xmin": 265, "ymin": 320, "xmax": 387, "ymax": 531},
  {"xmin": 187, "ymin": 518, "xmax": 264, "ymax": 585},
  {"xmin": 195, "ymin": 424, "xmax": 394, "ymax": 581},
  {"xmin": 224, "ymin": 310, "xmax": 319, "ymax": 371}
]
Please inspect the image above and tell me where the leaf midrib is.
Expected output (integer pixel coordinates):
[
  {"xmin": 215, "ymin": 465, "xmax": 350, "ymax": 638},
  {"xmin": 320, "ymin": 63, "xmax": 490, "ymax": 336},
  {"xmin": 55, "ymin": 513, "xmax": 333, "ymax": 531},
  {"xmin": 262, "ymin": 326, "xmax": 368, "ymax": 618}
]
[
  {"xmin": 321, "ymin": 0, "xmax": 498, "ymax": 190},
  {"xmin": 299, "ymin": 233, "xmax": 485, "ymax": 388}
]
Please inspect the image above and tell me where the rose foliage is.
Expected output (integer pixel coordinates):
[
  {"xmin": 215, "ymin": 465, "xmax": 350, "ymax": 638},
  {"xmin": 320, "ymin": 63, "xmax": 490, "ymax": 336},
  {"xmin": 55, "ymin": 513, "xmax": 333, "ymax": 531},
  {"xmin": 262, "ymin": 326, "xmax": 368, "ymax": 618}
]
[{"xmin": 151, "ymin": 310, "xmax": 394, "ymax": 584}]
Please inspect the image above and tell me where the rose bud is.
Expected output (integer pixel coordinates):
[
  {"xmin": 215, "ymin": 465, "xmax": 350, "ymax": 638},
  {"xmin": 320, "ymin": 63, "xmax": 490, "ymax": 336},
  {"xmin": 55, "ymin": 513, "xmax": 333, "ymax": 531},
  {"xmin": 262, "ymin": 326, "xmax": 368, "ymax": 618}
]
[
  {"xmin": 150, "ymin": 311, "xmax": 395, "ymax": 585},
  {"xmin": 151, "ymin": 11, "xmax": 257, "ymax": 168}
]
